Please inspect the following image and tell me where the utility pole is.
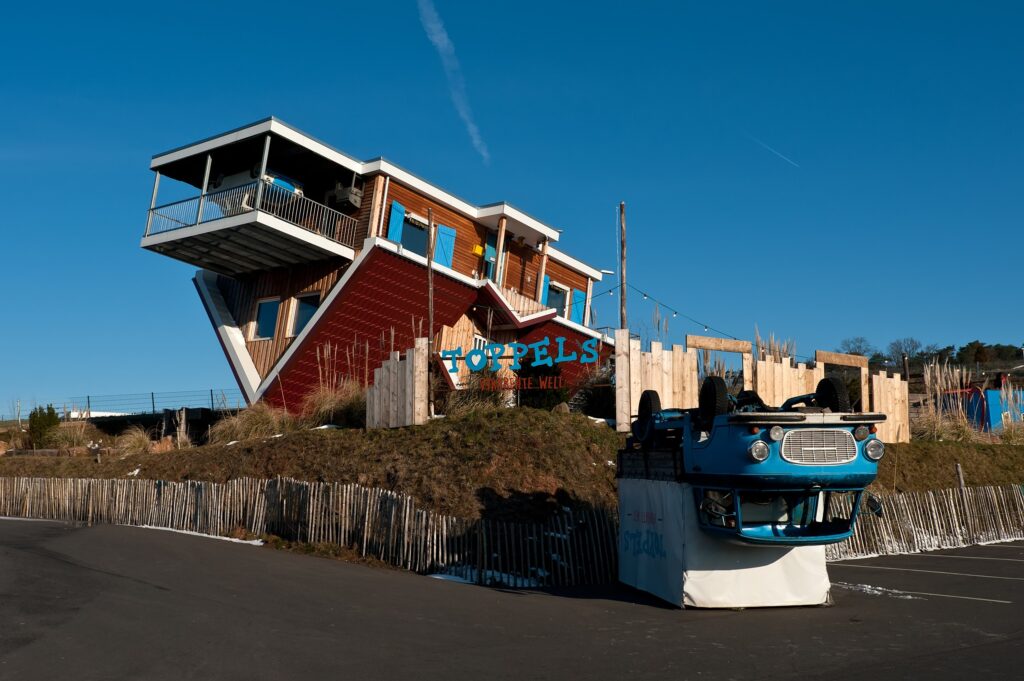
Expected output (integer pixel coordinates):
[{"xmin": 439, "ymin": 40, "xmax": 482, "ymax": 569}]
[
  {"xmin": 618, "ymin": 201, "xmax": 627, "ymax": 330},
  {"xmin": 427, "ymin": 208, "xmax": 436, "ymax": 415}
]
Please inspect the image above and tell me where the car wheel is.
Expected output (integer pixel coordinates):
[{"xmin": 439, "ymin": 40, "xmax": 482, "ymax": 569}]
[
  {"xmin": 699, "ymin": 376, "xmax": 730, "ymax": 427},
  {"xmin": 815, "ymin": 376, "xmax": 852, "ymax": 413}
]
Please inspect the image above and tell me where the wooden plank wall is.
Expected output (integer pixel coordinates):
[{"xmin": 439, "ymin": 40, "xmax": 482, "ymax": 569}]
[
  {"xmin": 753, "ymin": 357, "xmax": 824, "ymax": 407},
  {"xmin": 215, "ymin": 262, "xmax": 349, "ymax": 378},
  {"xmin": 614, "ymin": 329, "xmax": 698, "ymax": 432},
  {"xmin": 873, "ymin": 371, "xmax": 910, "ymax": 443},
  {"xmin": 613, "ymin": 331, "xmax": 910, "ymax": 440},
  {"xmin": 366, "ymin": 338, "xmax": 429, "ymax": 429}
]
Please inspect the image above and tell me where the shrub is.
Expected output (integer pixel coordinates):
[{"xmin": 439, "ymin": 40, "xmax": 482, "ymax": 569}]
[
  {"xmin": 208, "ymin": 402, "xmax": 299, "ymax": 444},
  {"xmin": 116, "ymin": 425, "xmax": 153, "ymax": 455},
  {"xmin": 28, "ymin": 404, "xmax": 60, "ymax": 448},
  {"xmin": 301, "ymin": 381, "xmax": 366, "ymax": 428}
]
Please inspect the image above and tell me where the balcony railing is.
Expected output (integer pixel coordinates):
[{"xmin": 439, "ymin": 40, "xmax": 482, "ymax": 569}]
[
  {"xmin": 146, "ymin": 179, "xmax": 360, "ymax": 248},
  {"xmin": 499, "ymin": 284, "xmax": 550, "ymax": 318}
]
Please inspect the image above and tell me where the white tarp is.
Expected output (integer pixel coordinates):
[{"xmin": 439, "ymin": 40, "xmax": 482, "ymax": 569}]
[{"xmin": 618, "ymin": 479, "xmax": 831, "ymax": 608}]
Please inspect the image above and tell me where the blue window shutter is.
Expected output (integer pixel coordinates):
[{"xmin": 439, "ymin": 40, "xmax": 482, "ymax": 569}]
[
  {"xmin": 570, "ymin": 288, "xmax": 587, "ymax": 324},
  {"xmin": 540, "ymin": 275, "xmax": 550, "ymax": 305},
  {"xmin": 435, "ymin": 225, "xmax": 456, "ymax": 268},
  {"xmin": 387, "ymin": 201, "xmax": 405, "ymax": 242}
]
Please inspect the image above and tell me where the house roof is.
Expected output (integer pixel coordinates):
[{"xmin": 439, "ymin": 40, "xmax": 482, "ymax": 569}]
[{"xmin": 151, "ymin": 117, "xmax": 603, "ymax": 280}]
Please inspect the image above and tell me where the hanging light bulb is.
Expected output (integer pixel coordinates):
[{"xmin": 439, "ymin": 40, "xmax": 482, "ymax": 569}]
[
  {"xmin": 704, "ymin": 325, "xmax": 709, "ymax": 331},
  {"xmin": 642, "ymin": 293, "xmax": 648, "ymax": 300},
  {"xmin": 673, "ymin": 312, "xmax": 678, "ymax": 318}
]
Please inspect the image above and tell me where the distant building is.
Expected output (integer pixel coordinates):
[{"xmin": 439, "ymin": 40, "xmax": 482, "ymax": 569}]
[{"xmin": 142, "ymin": 118, "xmax": 607, "ymax": 408}]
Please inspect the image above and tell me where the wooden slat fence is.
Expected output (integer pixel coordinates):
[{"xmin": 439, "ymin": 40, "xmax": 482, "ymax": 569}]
[
  {"xmin": 2, "ymin": 476, "xmax": 1021, "ymax": 585},
  {"xmin": 0, "ymin": 476, "xmax": 617, "ymax": 588},
  {"xmin": 614, "ymin": 332, "xmax": 910, "ymax": 441},
  {"xmin": 366, "ymin": 338, "xmax": 429, "ymax": 429}
]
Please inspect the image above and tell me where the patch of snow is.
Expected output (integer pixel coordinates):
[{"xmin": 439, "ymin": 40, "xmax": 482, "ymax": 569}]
[
  {"xmin": 126, "ymin": 467, "xmax": 140, "ymax": 477},
  {"xmin": 226, "ymin": 440, "xmax": 239, "ymax": 446},
  {"xmin": 131, "ymin": 525, "xmax": 264, "ymax": 546},
  {"xmin": 606, "ymin": 460, "xmax": 616, "ymax": 467},
  {"xmin": 271, "ymin": 433, "xmax": 283, "ymax": 438},
  {"xmin": 429, "ymin": 567, "xmax": 540, "ymax": 587},
  {"xmin": 831, "ymin": 582, "xmax": 921, "ymax": 600},
  {"xmin": 312, "ymin": 424, "xmax": 341, "ymax": 430}
]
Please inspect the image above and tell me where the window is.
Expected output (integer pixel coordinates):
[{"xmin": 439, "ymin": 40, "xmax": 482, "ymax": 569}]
[
  {"xmin": 547, "ymin": 283, "xmax": 569, "ymax": 317},
  {"xmin": 253, "ymin": 298, "xmax": 280, "ymax": 340},
  {"xmin": 291, "ymin": 293, "xmax": 320, "ymax": 336},
  {"xmin": 400, "ymin": 222, "xmax": 428, "ymax": 257}
]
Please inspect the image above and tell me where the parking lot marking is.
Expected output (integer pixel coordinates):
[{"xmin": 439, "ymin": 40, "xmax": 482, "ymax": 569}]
[
  {"xmin": 911, "ymin": 554, "xmax": 1024, "ymax": 563},
  {"xmin": 831, "ymin": 564, "xmax": 1024, "ymax": 581},
  {"xmin": 897, "ymin": 591, "xmax": 1012, "ymax": 604}
]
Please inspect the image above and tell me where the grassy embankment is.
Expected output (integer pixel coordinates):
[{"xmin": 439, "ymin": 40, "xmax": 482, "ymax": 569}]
[{"xmin": 2, "ymin": 408, "xmax": 1023, "ymax": 518}]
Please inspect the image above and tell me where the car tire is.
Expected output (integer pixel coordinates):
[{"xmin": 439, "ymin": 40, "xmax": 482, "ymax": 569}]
[
  {"xmin": 699, "ymin": 376, "xmax": 730, "ymax": 427},
  {"xmin": 815, "ymin": 376, "xmax": 852, "ymax": 413},
  {"xmin": 633, "ymin": 390, "xmax": 661, "ymax": 449}
]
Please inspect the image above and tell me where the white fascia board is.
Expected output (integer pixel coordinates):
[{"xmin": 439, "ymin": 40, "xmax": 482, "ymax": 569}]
[
  {"xmin": 369, "ymin": 236, "xmax": 482, "ymax": 288},
  {"xmin": 151, "ymin": 120, "xmax": 274, "ymax": 169},
  {"xmin": 547, "ymin": 246, "xmax": 604, "ymax": 281},
  {"xmin": 194, "ymin": 270, "xmax": 261, "ymax": 403},
  {"xmin": 267, "ymin": 119, "xmax": 364, "ymax": 175},
  {"xmin": 140, "ymin": 211, "xmax": 355, "ymax": 261}
]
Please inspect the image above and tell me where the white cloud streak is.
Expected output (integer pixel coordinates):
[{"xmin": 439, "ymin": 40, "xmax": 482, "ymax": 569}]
[
  {"xmin": 417, "ymin": 0, "xmax": 490, "ymax": 164},
  {"xmin": 745, "ymin": 133, "xmax": 801, "ymax": 168}
]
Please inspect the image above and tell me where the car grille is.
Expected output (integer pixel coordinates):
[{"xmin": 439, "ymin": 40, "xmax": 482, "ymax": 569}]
[{"xmin": 780, "ymin": 429, "xmax": 857, "ymax": 465}]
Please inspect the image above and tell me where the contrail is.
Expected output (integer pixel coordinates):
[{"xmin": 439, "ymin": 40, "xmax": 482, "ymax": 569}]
[
  {"xmin": 745, "ymin": 133, "xmax": 800, "ymax": 168},
  {"xmin": 417, "ymin": 0, "xmax": 491, "ymax": 164}
]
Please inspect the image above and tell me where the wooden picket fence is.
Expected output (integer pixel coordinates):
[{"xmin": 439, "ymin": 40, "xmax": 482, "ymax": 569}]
[
  {"xmin": 0, "ymin": 476, "xmax": 617, "ymax": 587},
  {"xmin": 613, "ymin": 331, "xmax": 911, "ymax": 442},
  {"xmin": 1, "ymin": 476, "xmax": 1021, "ymax": 584},
  {"xmin": 826, "ymin": 484, "xmax": 1024, "ymax": 560},
  {"xmin": 366, "ymin": 338, "xmax": 429, "ymax": 429}
]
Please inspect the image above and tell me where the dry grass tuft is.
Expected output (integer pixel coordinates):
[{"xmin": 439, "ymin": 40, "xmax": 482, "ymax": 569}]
[
  {"xmin": 116, "ymin": 425, "xmax": 153, "ymax": 456},
  {"xmin": 208, "ymin": 403, "xmax": 300, "ymax": 445},
  {"xmin": 300, "ymin": 381, "xmax": 366, "ymax": 428}
]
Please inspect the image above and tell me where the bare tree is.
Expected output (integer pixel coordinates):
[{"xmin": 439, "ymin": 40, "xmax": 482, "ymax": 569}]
[
  {"xmin": 837, "ymin": 337, "xmax": 875, "ymax": 357},
  {"xmin": 888, "ymin": 337, "xmax": 923, "ymax": 364}
]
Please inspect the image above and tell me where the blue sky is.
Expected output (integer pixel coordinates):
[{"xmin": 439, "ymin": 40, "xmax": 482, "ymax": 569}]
[{"xmin": 1, "ymin": 1, "xmax": 1022, "ymax": 407}]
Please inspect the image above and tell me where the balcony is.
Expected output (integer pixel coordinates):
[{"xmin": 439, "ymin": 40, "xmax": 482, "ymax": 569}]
[{"xmin": 142, "ymin": 179, "xmax": 360, "ymax": 276}]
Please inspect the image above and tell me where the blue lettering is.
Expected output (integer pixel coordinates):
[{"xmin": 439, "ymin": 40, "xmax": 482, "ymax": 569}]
[
  {"xmin": 529, "ymin": 337, "xmax": 553, "ymax": 367},
  {"xmin": 465, "ymin": 348, "xmax": 488, "ymax": 371},
  {"xmin": 580, "ymin": 337, "xmax": 598, "ymax": 364},
  {"xmin": 484, "ymin": 343, "xmax": 505, "ymax": 371},
  {"xmin": 440, "ymin": 348, "xmax": 462, "ymax": 373},
  {"xmin": 554, "ymin": 337, "xmax": 577, "ymax": 363},
  {"xmin": 508, "ymin": 342, "xmax": 529, "ymax": 370}
]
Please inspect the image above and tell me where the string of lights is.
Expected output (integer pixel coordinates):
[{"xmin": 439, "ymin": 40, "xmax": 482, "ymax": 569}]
[{"xmin": 589, "ymin": 281, "xmax": 738, "ymax": 340}]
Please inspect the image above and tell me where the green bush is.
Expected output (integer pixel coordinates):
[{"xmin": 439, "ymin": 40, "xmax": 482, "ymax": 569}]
[{"xmin": 28, "ymin": 404, "xmax": 60, "ymax": 448}]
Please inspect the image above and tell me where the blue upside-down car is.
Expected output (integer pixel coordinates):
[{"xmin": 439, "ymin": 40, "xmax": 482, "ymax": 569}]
[{"xmin": 624, "ymin": 376, "xmax": 886, "ymax": 546}]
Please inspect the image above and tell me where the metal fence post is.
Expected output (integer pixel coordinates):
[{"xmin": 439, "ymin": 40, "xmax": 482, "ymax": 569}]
[
  {"xmin": 151, "ymin": 392, "xmax": 156, "ymax": 413},
  {"xmin": 86, "ymin": 395, "xmax": 91, "ymax": 416},
  {"xmin": 210, "ymin": 389, "xmax": 215, "ymax": 410}
]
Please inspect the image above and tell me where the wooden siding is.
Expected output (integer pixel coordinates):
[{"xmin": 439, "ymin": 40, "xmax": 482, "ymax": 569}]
[
  {"xmin": 349, "ymin": 172, "xmax": 380, "ymax": 247},
  {"xmin": 382, "ymin": 181, "xmax": 488, "ymax": 279},
  {"xmin": 216, "ymin": 260, "xmax": 349, "ymax": 378}
]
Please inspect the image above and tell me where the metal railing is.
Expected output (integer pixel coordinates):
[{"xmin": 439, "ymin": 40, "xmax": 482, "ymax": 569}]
[
  {"xmin": 0, "ymin": 389, "xmax": 245, "ymax": 422},
  {"xmin": 146, "ymin": 179, "xmax": 360, "ymax": 248}
]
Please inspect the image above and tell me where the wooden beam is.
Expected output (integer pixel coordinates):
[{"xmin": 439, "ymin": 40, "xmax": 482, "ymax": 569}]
[
  {"xmin": 534, "ymin": 238, "xmax": 550, "ymax": 302},
  {"xmin": 365, "ymin": 175, "xmax": 386, "ymax": 240},
  {"xmin": 686, "ymin": 335, "xmax": 752, "ymax": 354},
  {"xmin": 494, "ymin": 216, "xmax": 508, "ymax": 286},
  {"xmin": 815, "ymin": 350, "xmax": 869, "ymax": 369}
]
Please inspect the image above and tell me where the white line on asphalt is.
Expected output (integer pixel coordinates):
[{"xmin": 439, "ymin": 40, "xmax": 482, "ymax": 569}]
[
  {"xmin": 896, "ymin": 591, "xmax": 1012, "ymax": 604},
  {"xmin": 909, "ymin": 554, "xmax": 1024, "ymax": 563},
  {"xmin": 832, "ymin": 582, "xmax": 1012, "ymax": 604},
  {"xmin": 831, "ymin": 564, "xmax": 1024, "ymax": 581}
]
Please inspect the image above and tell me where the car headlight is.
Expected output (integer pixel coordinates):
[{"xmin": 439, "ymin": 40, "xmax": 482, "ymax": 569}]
[
  {"xmin": 864, "ymin": 439, "xmax": 885, "ymax": 461},
  {"xmin": 853, "ymin": 425, "xmax": 870, "ymax": 441},
  {"xmin": 769, "ymin": 425, "xmax": 785, "ymax": 441},
  {"xmin": 748, "ymin": 440, "xmax": 770, "ymax": 462}
]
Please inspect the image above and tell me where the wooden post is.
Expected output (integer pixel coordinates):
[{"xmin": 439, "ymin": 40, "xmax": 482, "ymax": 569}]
[
  {"xmin": 534, "ymin": 238, "xmax": 549, "ymax": 302},
  {"xmin": 427, "ymin": 208, "xmax": 435, "ymax": 416},
  {"xmin": 584, "ymin": 277, "xmax": 593, "ymax": 327},
  {"xmin": 618, "ymin": 201, "xmax": 627, "ymax": 330},
  {"xmin": 956, "ymin": 462, "xmax": 965, "ymax": 490},
  {"xmin": 495, "ymin": 216, "xmax": 508, "ymax": 286}
]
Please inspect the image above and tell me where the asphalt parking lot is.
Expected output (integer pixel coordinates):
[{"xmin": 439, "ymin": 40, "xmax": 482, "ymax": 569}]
[{"xmin": 1, "ymin": 519, "xmax": 1021, "ymax": 680}]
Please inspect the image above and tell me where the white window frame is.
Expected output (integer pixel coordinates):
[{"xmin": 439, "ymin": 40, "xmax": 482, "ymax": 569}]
[
  {"xmin": 251, "ymin": 297, "xmax": 280, "ymax": 341},
  {"xmin": 472, "ymin": 334, "xmax": 488, "ymax": 352},
  {"xmin": 288, "ymin": 292, "xmax": 321, "ymax": 338},
  {"xmin": 547, "ymin": 280, "xmax": 571, "ymax": 317}
]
